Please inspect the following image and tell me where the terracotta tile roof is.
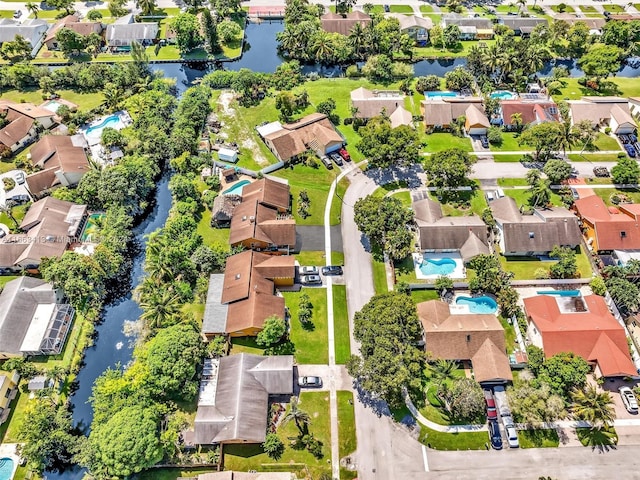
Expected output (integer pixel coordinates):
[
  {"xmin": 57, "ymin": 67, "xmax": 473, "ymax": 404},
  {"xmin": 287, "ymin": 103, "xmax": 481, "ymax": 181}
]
[
  {"xmin": 524, "ymin": 294, "xmax": 636, "ymax": 377},
  {"xmin": 241, "ymin": 178, "xmax": 290, "ymax": 211},
  {"xmin": 321, "ymin": 11, "xmax": 372, "ymax": 35},
  {"xmin": 574, "ymin": 195, "xmax": 640, "ymax": 250},
  {"xmin": 417, "ymin": 300, "xmax": 513, "ymax": 383},
  {"xmin": 500, "ymin": 99, "xmax": 559, "ymax": 126}
]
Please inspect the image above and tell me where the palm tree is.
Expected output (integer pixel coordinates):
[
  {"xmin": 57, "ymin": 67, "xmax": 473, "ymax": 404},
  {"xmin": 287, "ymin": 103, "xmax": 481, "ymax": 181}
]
[
  {"xmin": 46, "ymin": 366, "xmax": 68, "ymax": 386},
  {"xmin": 282, "ymin": 396, "xmax": 311, "ymax": 435},
  {"xmin": 137, "ymin": 0, "xmax": 156, "ymax": 16},
  {"xmin": 557, "ymin": 120, "xmax": 574, "ymax": 156},
  {"xmin": 516, "ymin": 0, "xmax": 526, "ymax": 12},
  {"xmin": 526, "ymin": 168, "xmax": 541, "ymax": 186},
  {"xmin": 428, "ymin": 359, "xmax": 457, "ymax": 388},
  {"xmin": 510, "ymin": 112, "xmax": 523, "ymax": 132},
  {"xmin": 312, "ymin": 32, "xmax": 334, "ymax": 64},
  {"xmin": 571, "ymin": 385, "xmax": 616, "ymax": 427},
  {"xmin": 348, "ymin": 22, "xmax": 366, "ymax": 59},
  {"xmin": 101, "ymin": 83, "xmax": 121, "ymax": 110},
  {"xmin": 529, "ymin": 179, "xmax": 552, "ymax": 207},
  {"xmin": 139, "ymin": 290, "xmax": 182, "ymax": 330},
  {"xmin": 26, "ymin": 2, "xmax": 39, "ymax": 18}
]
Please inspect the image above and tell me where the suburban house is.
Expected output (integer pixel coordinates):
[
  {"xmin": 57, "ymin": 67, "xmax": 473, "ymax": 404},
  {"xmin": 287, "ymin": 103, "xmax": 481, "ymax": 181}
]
[
  {"xmin": 464, "ymin": 104, "xmax": 490, "ymax": 135},
  {"xmin": 389, "ymin": 105, "xmax": 414, "ymax": 129},
  {"xmin": 191, "ymin": 354, "xmax": 293, "ymax": 445},
  {"xmin": 554, "ymin": 14, "xmax": 605, "ymax": 34},
  {"xmin": 185, "ymin": 473, "xmax": 295, "ymax": 480},
  {"xmin": 26, "ymin": 134, "xmax": 90, "ymax": 198},
  {"xmin": 0, "ymin": 101, "xmax": 56, "ymax": 153},
  {"xmin": 202, "ymin": 250, "xmax": 295, "ymax": 337},
  {"xmin": 573, "ymin": 195, "xmax": 640, "ymax": 253},
  {"xmin": 568, "ymin": 97, "xmax": 636, "ymax": 134},
  {"xmin": 417, "ymin": 300, "xmax": 513, "ymax": 384},
  {"xmin": 106, "ymin": 14, "xmax": 158, "ymax": 49},
  {"xmin": 44, "ymin": 15, "xmax": 103, "ymax": 50},
  {"xmin": 320, "ymin": 11, "xmax": 372, "ymax": 35},
  {"xmin": 0, "ymin": 276, "xmax": 75, "ymax": 359},
  {"xmin": 490, "ymin": 196, "xmax": 582, "ymax": 256},
  {"xmin": 497, "ymin": 16, "xmax": 547, "ymax": 36},
  {"xmin": 388, "ymin": 13, "xmax": 433, "ymax": 43},
  {"xmin": 351, "ymin": 87, "xmax": 404, "ymax": 119},
  {"xmin": 497, "ymin": 98, "xmax": 560, "ymax": 129},
  {"xmin": 257, "ymin": 113, "xmax": 344, "ymax": 162},
  {"xmin": 413, "ymin": 197, "xmax": 490, "ymax": 262},
  {"xmin": 0, "ymin": 197, "xmax": 87, "ymax": 272},
  {"xmin": 524, "ymin": 294, "xmax": 637, "ymax": 378},
  {"xmin": 421, "ymin": 97, "xmax": 485, "ymax": 130},
  {"xmin": 442, "ymin": 15, "xmax": 494, "ymax": 39},
  {"xmin": 228, "ymin": 178, "xmax": 295, "ymax": 252},
  {"xmin": 0, "ymin": 371, "xmax": 19, "ymax": 424},
  {"xmin": 0, "ymin": 18, "xmax": 49, "ymax": 57}
]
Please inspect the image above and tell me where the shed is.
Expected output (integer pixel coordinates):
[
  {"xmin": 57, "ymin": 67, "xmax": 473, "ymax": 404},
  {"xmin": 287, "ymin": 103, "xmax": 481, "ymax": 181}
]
[
  {"xmin": 28, "ymin": 375, "xmax": 53, "ymax": 391},
  {"xmin": 218, "ymin": 148, "xmax": 238, "ymax": 163}
]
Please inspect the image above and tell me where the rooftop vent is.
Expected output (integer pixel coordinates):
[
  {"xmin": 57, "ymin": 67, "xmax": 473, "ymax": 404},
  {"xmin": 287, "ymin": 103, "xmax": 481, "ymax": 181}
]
[
  {"xmin": 235, "ymin": 274, "xmax": 241, "ymax": 280},
  {"xmin": 529, "ymin": 232, "xmax": 535, "ymax": 238},
  {"xmin": 621, "ymin": 231, "xmax": 627, "ymax": 238}
]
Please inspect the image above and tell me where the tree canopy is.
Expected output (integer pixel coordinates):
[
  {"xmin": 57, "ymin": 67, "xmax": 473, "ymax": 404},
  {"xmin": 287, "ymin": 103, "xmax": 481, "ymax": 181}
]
[
  {"xmin": 423, "ymin": 148, "xmax": 476, "ymax": 197},
  {"xmin": 543, "ymin": 159, "xmax": 572, "ymax": 184},
  {"xmin": 579, "ymin": 43, "xmax": 623, "ymax": 78},
  {"xmin": 356, "ymin": 116, "xmax": 421, "ymax": 169},
  {"xmin": 611, "ymin": 155, "xmax": 640, "ymax": 185},
  {"xmin": 171, "ymin": 13, "xmax": 204, "ymax": 53}
]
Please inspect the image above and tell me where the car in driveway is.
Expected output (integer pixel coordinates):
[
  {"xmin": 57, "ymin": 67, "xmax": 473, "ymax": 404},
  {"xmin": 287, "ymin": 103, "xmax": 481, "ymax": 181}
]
[
  {"xmin": 483, "ymin": 390, "xmax": 497, "ymax": 420},
  {"xmin": 619, "ymin": 386, "xmax": 639, "ymax": 413},
  {"xmin": 299, "ymin": 266, "xmax": 319, "ymax": 275},
  {"xmin": 571, "ymin": 187, "xmax": 579, "ymax": 199},
  {"xmin": 488, "ymin": 420, "xmax": 502, "ymax": 450},
  {"xmin": 320, "ymin": 156, "xmax": 333, "ymax": 169},
  {"xmin": 13, "ymin": 10, "xmax": 21, "ymax": 18},
  {"xmin": 14, "ymin": 171, "xmax": 25, "ymax": 185},
  {"xmin": 504, "ymin": 420, "xmax": 519, "ymax": 448},
  {"xmin": 339, "ymin": 148, "xmax": 351, "ymax": 161},
  {"xmin": 301, "ymin": 274, "xmax": 322, "ymax": 285},
  {"xmin": 329, "ymin": 152, "xmax": 343, "ymax": 166},
  {"xmin": 321, "ymin": 265, "xmax": 343, "ymax": 276},
  {"xmin": 480, "ymin": 136, "xmax": 489, "ymax": 148},
  {"xmin": 298, "ymin": 376, "xmax": 323, "ymax": 388}
]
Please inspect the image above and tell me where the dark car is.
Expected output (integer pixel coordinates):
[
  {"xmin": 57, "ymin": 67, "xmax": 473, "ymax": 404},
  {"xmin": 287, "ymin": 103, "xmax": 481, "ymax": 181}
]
[
  {"xmin": 339, "ymin": 148, "xmax": 351, "ymax": 161},
  {"xmin": 488, "ymin": 420, "xmax": 503, "ymax": 450},
  {"xmin": 321, "ymin": 265, "xmax": 343, "ymax": 276},
  {"xmin": 13, "ymin": 10, "xmax": 21, "ymax": 18},
  {"xmin": 298, "ymin": 376, "xmax": 323, "ymax": 387},
  {"xmin": 480, "ymin": 136, "xmax": 489, "ymax": 148},
  {"xmin": 593, "ymin": 166, "xmax": 610, "ymax": 177},
  {"xmin": 383, "ymin": 4, "xmax": 390, "ymax": 12},
  {"xmin": 626, "ymin": 145, "xmax": 637, "ymax": 158}
]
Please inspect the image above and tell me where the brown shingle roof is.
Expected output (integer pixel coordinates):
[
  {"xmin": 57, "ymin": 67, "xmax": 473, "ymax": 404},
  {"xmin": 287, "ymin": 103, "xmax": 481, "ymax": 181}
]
[
  {"xmin": 390, "ymin": 106, "xmax": 414, "ymax": 129},
  {"xmin": 417, "ymin": 300, "xmax": 512, "ymax": 383},
  {"xmin": 220, "ymin": 250, "xmax": 254, "ymax": 304},
  {"xmin": 241, "ymin": 178, "xmax": 290, "ymax": 211},
  {"xmin": 229, "ymin": 199, "xmax": 296, "ymax": 248},
  {"xmin": 465, "ymin": 104, "xmax": 490, "ymax": 128},
  {"xmin": 350, "ymin": 87, "xmax": 405, "ymax": 119},
  {"xmin": 568, "ymin": 97, "xmax": 630, "ymax": 125},
  {"xmin": 29, "ymin": 135, "xmax": 74, "ymax": 167},
  {"xmin": 0, "ymin": 114, "xmax": 33, "ymax": 147},
  {"xmin": 264, "ymin": 113, "xmax": 342, "ymax": 161},
  {"xmin": 321, "ymin": 11, "xmax": 372, "ymax": 35}
]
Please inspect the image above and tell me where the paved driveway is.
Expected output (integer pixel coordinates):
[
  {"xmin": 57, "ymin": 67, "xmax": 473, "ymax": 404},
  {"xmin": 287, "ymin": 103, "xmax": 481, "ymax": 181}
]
[
  {"xmin": 0, "ymin": 170, "xmax": 30, "ymax": 208},
  {"xmin": 295, "ymin": 225, "xmax": 343, "ymax": 252}
]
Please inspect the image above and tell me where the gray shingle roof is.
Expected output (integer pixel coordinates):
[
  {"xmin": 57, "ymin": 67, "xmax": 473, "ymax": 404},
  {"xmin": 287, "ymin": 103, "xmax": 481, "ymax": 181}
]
[{"xmin": 202, "ymin": 274, "xmax": 228, "ymax": 335}]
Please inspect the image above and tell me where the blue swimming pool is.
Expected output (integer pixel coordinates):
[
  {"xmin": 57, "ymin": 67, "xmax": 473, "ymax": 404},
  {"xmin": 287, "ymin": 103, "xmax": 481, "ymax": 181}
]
[
  {"xmin": 456, "ymin": 296, "xmax": 498, "ymax": 314},
  {"xmin": 222, "ymin": 179, "xmax": 251, "ymax": 195},
  {"xmin": 0, "ymin": 457, "xmax": 14, "ymax": 480},
  {"xmin": 490, "ymin": 90, "xmax": 517, "ymax": 100},
  {"xmin": 425, "ymin": 91, "xmax": 458, "ymax": 98},
  {"xmin": 419, "ymin": 257, "xmax": 457, "ymax": 276},
  {"xmin": 42, "ymin": 100, "xmax": 62, "ymax": 113},
  {"xmin": 537, "ymin": 290, "xmax": 581, "ymax": 297},
  {"xmin": 85, "ymin": 115, "xmax": 121, "ymax": 137}
]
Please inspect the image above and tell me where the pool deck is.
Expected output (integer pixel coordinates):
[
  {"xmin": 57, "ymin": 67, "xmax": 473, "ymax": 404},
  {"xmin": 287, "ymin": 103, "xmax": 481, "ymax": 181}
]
[
  {"xmin": 219, "ymin": 174, "xmax": 254, "ymax": 194},
  {"xmin": 413, "ymin": 252, "xmax": 466, "ymax": 280},
  {"xmin": 0, "ymin": 443, "xmax": 20, "ymax": 480}
]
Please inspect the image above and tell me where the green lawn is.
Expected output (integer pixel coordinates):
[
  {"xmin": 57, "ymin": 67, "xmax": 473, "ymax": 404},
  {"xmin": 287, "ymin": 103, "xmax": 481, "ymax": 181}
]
[
  {"xmin": 419, "ymin": 424, "xmax": 488, "ymax": 450},
  {"xmin": 390, "ymin": 191, "xmax": 412, "ymax": 207},
  {"xmin": 413, "ymin": 39, "xmax": 499, "ymax": 59},
  {"xmin": 518, "ymin": 429, "xmax": 560, "ymax": 448},
  {"xmin": 1, "ymin": 388, "xmax": 31, "ymax": 442},
  {"xmin": 230, "ymin": 336, "xmax": 265, "ymax": 355},
  {"xmin": 551, "ymin": 5, "xmax": 574, "ymax": 12},
  {"xmin": 503, "ymin": 188, "xmax": 564, "ymax": 208},
  {"xmin": 553, "ymin": 77, "xmax": 640, "ymax": 101},
  {"xmin": 223, "ymin": 392, "xmax": 331, "ymax": 478},
  {"xmin": 274, "ymin": 165, "xmax": 335, "ymax": 226},
  {"xmin": 419, "ymin": 5, "xmax": 434, "ymax": 12},
  {"xmin": 498, "ymin": 178, "xmax": 529, "ymax": 187},
  {"xmin": 283, "ymin": 288, "xmax": 329, "ymax": 364},
  {"xmin": 337, "ymin": 390, "xmax": 357, "ymax": 458},
  {"xmin": 424, "ymin": 133, "xmax": 472, "ymax": 153},
  {"xmin": 395, "ymin": 255, "xmax": 420, "ymax": 284},
  {"xmin": 29, "ymin": 9, "xmax": 65, "ymax": 19},
  {"xmin": 595, "ymin": 188, "xmax": 640, "ymax": 205},
  {"xmin": 372, "ymin": 257, "xmax": 389, "ymax": 295},
  {"xmin": 499, "ymin": 246, "xmax": 592, "ymax": 280},
  {"xmin": 295, "ymin": 250, "xmax": 328, "ymax": 267},
  {"xmin": 196, "ymin": 208, "xmax": 231, "ymax": 248},
  {"xmin": 499, "ymin": 315, "xmax": 516, "ymax": 352},
  {"xmin": 490, "ymin": 131, "xmax": 529, "ymax": 152},
  {"xmin": 330, "ymin": 177, "xmax": 350, "ymax": 225},
  {"xmin": 333, "ymin": 285, "xmax": 351, "ymax": 364},
  {"xmin": 592, "ymin": 132, "xmax": 622, "ymax": 151},
  {"xmin": 0, "ymin": 88, "xmax": 103, "ymax": 111},
  {"xmin": 579, "ymin": 5, "xmax": 598, "ymax": 12},
  {"xmin": 0, "ymin": 275, "xmax": 17, "ymax": 288},
  {"xmin": 390, "ymin": 5, "xmax": 414, "ymax": 13},
  {"xmin": 492, "ymin": 154, "xmax": 527, "ymax": 162},
  {"xmin": 568, "ymin": 153, "xmax": 621, "ymax": 162},
  {"xmin": 371, "ymin": 181, "xmax": 409, "ymax": 200},
  {"xmin": 603, "ymin": 4, "xmax": 624, "ymax": 12},
  {"xmin": 410, "ymin": 289, "xmax": 440, "ymax": 303},
  {"xmin": 0, "ymin": 10, "xmax": 15, "ymax": 18},
  {"xmin": 576, "ymin": 426, "xmax": 618, "ymax": 447}
]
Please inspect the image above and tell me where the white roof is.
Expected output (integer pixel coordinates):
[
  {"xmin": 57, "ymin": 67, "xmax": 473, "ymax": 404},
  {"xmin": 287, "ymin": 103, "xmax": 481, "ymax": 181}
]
[
  {"xmin": 218, "ymin": 147, "xmax": 237, "ymax": 158},
  {"xmin": 256, "ymin": 121, "xmax": 283, "ymax": 137},
  {"xmin": 19, "ymin": 303, "xmax": 55, "ymax": 352}
]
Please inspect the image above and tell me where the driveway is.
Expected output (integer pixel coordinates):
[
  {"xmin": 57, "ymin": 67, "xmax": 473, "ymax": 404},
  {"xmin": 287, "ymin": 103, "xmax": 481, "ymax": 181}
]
[
  {"xmin": 0, "ymin": 170, "xmax": 30, "ymax": 209},
  {"xmin": 295, "ymin": 225, "xmax": 343, "ymax": 252}
]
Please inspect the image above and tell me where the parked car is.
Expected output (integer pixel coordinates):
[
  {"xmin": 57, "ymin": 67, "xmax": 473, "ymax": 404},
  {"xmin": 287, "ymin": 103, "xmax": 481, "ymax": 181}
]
[
  {"xmin": 619, "ymin": 134, "xmax": 629, "ymax": 144},
  {"xmin": 593, "ymin": 166, "xmax": 610, "ymax": 177},
  {"xmin": 321, "ymin": 265, "xmax": 343, "ymax": 276},
  {"xmin": 384, "ymin": 4, "xmax": 390, "ymax": 11},
  {"xmin": 504, "ymin": 422, "xmax": 519, "ymax": 448},
  {"xmin": 14, "ymin": 172, "xmax": 25, "ymax": 185},
  {"xmin": 298, "ymin": 376, "xmax": 323, "ymax": 387},
  {"xmin": 13, "ymin": 10, "xmax": 21, "ymax": 18},
  {"xmin": 485, "ymin": 191, "xmax": 495, "ymax": 202},
  {"xmin": 300, "ymin": 266, "xmax": 318, "ymax": 275},
  {"xmin": 571, "ymin": 187, "xmax": 579, "ymax": 200},
  {"xmin": 301, "ymin": 274, "xmax": 322, "ymax": 285},
  {"xmin": 483, "ymin": 390, "xmax": 497, "ymax": 420},
  {"xmin": 320, "ymin": 156, "xmax": 333, "ymax": 169},
  {"xmin": 329, "ymin": 152, "xmax": 343, "ymax": 166},
  {"xmin": 496, "ymin": 188, "xmax": 505, "ymax": 198},
  {"xmin": 627, "ymin": 145, "xmax": 637, "ymax": 158},
  {"xmin": 619, "ymin": 386, "xmax": 639, "ymax": 413},
  {"xmin": 488, "ymin": 420, "xmax": 503, "ymax": 450},
  {"xmin": 9, "ymin": 194, "xmax": 30, "ymax": 204},
  {"xmin": 630, "ymin": 134, "xmax": 638, "ymax": 143},
  {"xmin": 339, "ymin": 148, "xmax": 351, "ymax": 161},
  {"xmin": 480, "ymin": 136, "xmax": 489, "ymax": 148}
]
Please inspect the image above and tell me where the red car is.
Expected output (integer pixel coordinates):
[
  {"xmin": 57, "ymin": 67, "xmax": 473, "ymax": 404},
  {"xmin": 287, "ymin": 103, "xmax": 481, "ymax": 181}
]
[
  {"xmin": 484, "ymin": 390, "xmax": 497, "ymax": 420},
  {"xmin": 338, "ymin": 148, "xmax": 351, "ymax": 161}
]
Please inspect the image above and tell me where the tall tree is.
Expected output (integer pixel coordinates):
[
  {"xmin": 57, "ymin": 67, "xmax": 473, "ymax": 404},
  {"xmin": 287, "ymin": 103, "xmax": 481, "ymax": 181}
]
[
  {"xmin": 282, "ymin": 396, "xmax": 311, "ymax": 435},
  {"xmin": 356, "ymin": 116, "xmax": 421, "ymax": 168},
  {"xmin": 137, "ymin": 0, "xmax": 157, "ymax": 16},
  {"xmin": 571, "ymin": 385, "xmax": 616, "ymax": 427},
  {"xmin": 171, "ymin": 13, "xmax": 204, "ymax": 53},
  {"xmin": 579, "ymin": 43, "xmax": 623, "ymax": 79},
  {"xmin": 423, "ymin": 148, "xmax": 476, "ymax": 196},
  {"xmin": 26, "ymin": 2, "xmax": 39, "ymax": 18},
  {"xmin": 612, "ymin": 155, "xmax": 640, "ymax": 184}
]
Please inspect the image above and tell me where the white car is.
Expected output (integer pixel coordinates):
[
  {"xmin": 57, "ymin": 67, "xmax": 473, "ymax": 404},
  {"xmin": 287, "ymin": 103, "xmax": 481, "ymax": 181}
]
[
  {"xmin": 619, "ymin": 386, "xmax": 638, "ymax": 413},
  {"xmin": 505, "ymin": 422, "xmax": 519, "ymax": 448},
  {"xmin": 299, "ymin": 266, "xmax": 318, "ymax": 275}
]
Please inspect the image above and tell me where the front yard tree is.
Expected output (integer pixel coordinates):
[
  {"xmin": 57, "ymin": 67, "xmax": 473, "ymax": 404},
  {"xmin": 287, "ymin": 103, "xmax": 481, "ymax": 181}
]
[
  {"xmin": 611, "ymin": 155, "xmax": 640, "ymax": 184},
  {"xmin": 353, "ymin": 195, "xmax": 414, "ymax": 260},
  {"xmin": 507, "ymin": 380, "xmax": 567, "ymax": 425},
  {"xmin": 571, "ymin": 384, "xmax": 616, "ymax": 427},
  {"xmin": 138, "ymin": 0, "xmax": 156, "ymax": 16},
  {"xmin": 256, "ymin": 315, "xmax": 286, "ymax": 346},
  {"xmin": 356, "ymin": 116, "xmax": 421, "ymax": 168},
  {"xmin": 171, "ymin": 13, "xmax": 204, "ymax": 53},
  {"xmin": 538, "ymin": 352, "xmax": 590, "ymax": 398},
  {"xmin": 263, "ymin": 433, "xmax": 285, "ymax": 460},
  {"xmin": 549, "ymin": 245, "xmax": 578, "ymax": 279},
  {"xmin": 0, "ymin": 35, "xmax": 32, "ymax": 63},
  {"xmin": 518, "ymin": 122, "xmax": 563, "ymax": 161},
  {"xmin": 423, "ymin": 148, "xmax": 476, "ymax": 196},
  {"xmin": 543, "ymin": 159, "xmax": 572, "ymax": 184},
  {"xmin": 47, "ymin": 0, "xmax": 74, "ymax": 14},
  {"xmin": 579, "ymin": 43, "xmax": 623, "ymax": 79},
  {"xmin": 445, "ymin": 377, "xmax": 485, "ymax": 420},
  {"xmin": 347, "ymin": 292, "xmax": 425, "ymax": 409}
]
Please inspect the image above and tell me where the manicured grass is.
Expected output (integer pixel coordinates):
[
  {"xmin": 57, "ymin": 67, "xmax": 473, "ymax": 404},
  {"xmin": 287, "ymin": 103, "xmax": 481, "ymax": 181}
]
[
  {"xmin": 337, "ymin": 391, "xmax": 357, "ymax": 459},
  {"xmin": 553, "ymin": 78, "xmax": 640, "ymax": 101},
  {"xmin": 395, "ymin": 255, "xmax": 420, "ymax": 284},
  {"xmin": 427, "ymin": 188, "xmax": 488, "ymax": 217},
  {"xmin": 390, "ymin": 5, "xmax": 414, "ymax": 13},
  {"xmin": 503, "ymin": 188, "xmax": 564, "ymax": 208},
  {"xmin": 333, "ymin": 285, "xmax": 351, "ymax": 364},
  {"xmin": 29, "ymin": 9, "xmax": 65, "ymax": 19},
  {"xmin": 518, "ymin": 428, "xmax": 560, "ymax": 448},
  {"xmin": 275, "ymin": 164, "xmax": 335, "ymax": 225},
  {"xmin": 330, "ymin": 176, "xmax": 350, "ymax": 226},
  {"xmin": 568, "ymin": 153, "xmax": 621, "ymax": 162},
  {"xmin": 498, "ymin": 178, "xmax": 529, "ymax": 187},
  {"xmin": 551, "ymin": 5, "xmax": 574, "ymax": 12},
  {"xmin": 420, "ymin": 5, "xmax": 434, "ymax": 12},
  {"xmin": 196, "ymin": 208, "xmax": 231, "ymax": 248},
  {"xmin": 490, "ymin": 131, "xmax": 529, "ymax": 152},
  {"xmin": 492, "ymin": 154, "xmax": 527, "ymax": 162},
  {"xmin": 592, "ymin": 132, "xmax": 622, "ymax": 151},
  {"xmin": 223, "ymin": 391, "xmax": 331, "ymax": 478},
  {"xmin": 371, "ymin": 180, "xmax": 409, "ymax": 200},
  {"xmin": 499, "ymin": 246, "xmax": 592, "ymax": 280},
  {"xmin": 0, "ymin": 88, "xmax": 104, "ymax": 111},
  {"xmin": 410, "ymin": 289, "xmax": 439, "ymax": 303},
  {"xmin": 495, "ymin": 5, "xmax": 517, "ymax": 13},
  {"xmin": 332, "ymin": 251, "xmax": 344, "ymax": 266},
  {"xmin": 0, "ymin": 10, "xmax": 15, "ymax": 18},
  {"xmin": 230, "ymin": 336, "xmax": 264, "ymax": 355},
  {"xmin": 499, "ymin": 315, "xmax": 517, "ymax": 352},
  {"xmin": 0, "ymin": 204, "xmax": 29, "ymax": 231},
  {"xmin": 295, "ymin": 250, "xmax": 328, "ymax": 267},
  {"xmin": 579, "ymin": 5, "xmax": 598, "ymax": 12},
  {"xmin": 424, "ymin": 133, "xmax": 472, "ymax": 153},
  {"xmin": 372, "ymin": 257, "xmax": 389, "ymax": 295},
  {"xmin": 2, "ymin": 388, "xmax": 31, "ymax": 442},
  {"xmin": 595, "ymin": 187, "xmax": 640, "ymax": 205},
  {"xmin": 283, "ymin": 288, "xmax": 329, "ymax": 364},
  {"xmin": 0, "ymin": 275, "xmax": 17, "ymax": 288},
  {"xmin": 390, "ymin": 191, "xmax": 412, "ymax": 207},
  {"xmin": 603, "ymin": 4, "xmax": 624, "ymax": 12},
  {"xmin": 419, "ymin": 424, "xmax": 488, "ymax": 450}
]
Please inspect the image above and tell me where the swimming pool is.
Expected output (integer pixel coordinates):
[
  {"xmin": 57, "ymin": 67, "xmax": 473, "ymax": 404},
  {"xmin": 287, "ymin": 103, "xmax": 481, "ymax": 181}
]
[
  {"xmin": 537, "ymin": 290, "xmax": 581, "ymax": 297},
  {"xmin": 81, "ymin": 213, "xmax": 105, "ymax": 243},
  {"xmin": 222, "ymin": 179, "xmax": 251, "ymax": 195},
  {"xmin": 425, "ymin": 91, "xmax": 458, "ymax": 98},
  {"xmin": 0, "ymin": 457, "xmax": 15, "ymax": 480},
  {"xmin": 490, "ymin": 90, "xmax": 517, "ymax": 100},
  {"xmin": 456, "ymin": 296, "xmax": 498, "ymax": 314},
  {"xmin": 85, "ymin": 115, "xmax": 121, "ymax": 137},
  {"xmin": 419, "ymin": 257, "xmax": 457, "ymax": 276},
  {"xmin": 42, "ymin": 100, "xmax": 62, "ymax": 113}
]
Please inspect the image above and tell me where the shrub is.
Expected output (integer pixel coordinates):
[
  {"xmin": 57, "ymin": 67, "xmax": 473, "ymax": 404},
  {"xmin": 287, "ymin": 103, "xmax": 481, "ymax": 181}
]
[
  {"xmin": 534, "ymin": 268, "xmax": 550, "ymax": 279},
  {"xmin": 487, "ymin": 126, "xmax": 503, "ymax": 145},
  {"xmin": 415, "ymin": 75, "xmax": 440, "ymax": 93},
  {"xmin": 87, "ymin": 9, "xmax": 103, "ymax": 20},
  {"xmin": 345, "ymin": 65, "xmax": 361, "ymax": 78},
  {"xmin": 590, "ymin": 276, "xmax": 607, "ymax": 296}
]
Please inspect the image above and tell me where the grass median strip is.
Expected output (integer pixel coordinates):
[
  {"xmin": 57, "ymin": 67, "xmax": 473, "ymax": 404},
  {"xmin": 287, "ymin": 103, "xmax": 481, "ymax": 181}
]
[{"xmin": 333, "ymin": 285, "xmax": 351, "ymax": 364}]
